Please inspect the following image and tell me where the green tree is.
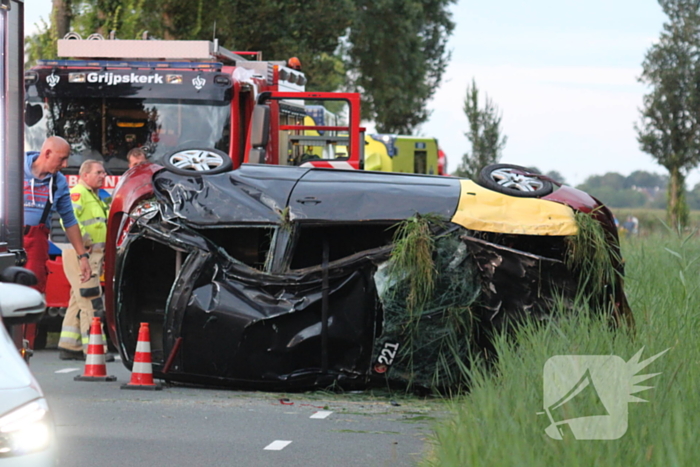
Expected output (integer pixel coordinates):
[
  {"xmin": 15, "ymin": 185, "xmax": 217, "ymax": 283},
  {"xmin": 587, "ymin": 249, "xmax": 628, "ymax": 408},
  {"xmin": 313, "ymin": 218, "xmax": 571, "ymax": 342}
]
[
  {"xmin": 26, "ymin": 0, "xmax": 146, "ymax": 66},
  {"xmin": 191, "ymin": 0, "xmax": 355, "ymax": 92},
  {"xmin": 576, "ymin": 187, "xmax": 647, "ymax": 208},
  {"xmin": 347, "ymin": 0, "xmax": 456, "ymax": 133},
  {"xmin": 687, "ymin": 182, "xmax": 700, "ymax": 209},
  {"xmin": 27, "ymin": 0, "xmax": 355, "ymax": 93},
  {"xmin": 623, "ymin": 170, "xmax": 667, "ymax": 189},
  {"xmin": 636, "ymin": 0, "xmax": 700, "ymax": 230},
  {"xmin": 578, "ymin": 172, "xmax": 626, "ymax": 191},
  {"xmin": 544, "ymin": 170, "xmax": 566, "ymax": 185},
  {"xmin": 26, "ymin": 0, "xmax": 456, "ymax": 132},
  {"xmin": 454, "ymin": 79, "xmax": 507, "ymax": 179}
]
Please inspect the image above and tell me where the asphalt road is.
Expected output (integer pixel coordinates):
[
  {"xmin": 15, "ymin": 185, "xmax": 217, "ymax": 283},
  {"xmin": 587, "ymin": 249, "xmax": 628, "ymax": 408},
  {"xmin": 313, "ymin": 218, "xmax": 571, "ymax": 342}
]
[{"xmin": 29, "ymin": 349, "xmax": 441, "ymax": 466}]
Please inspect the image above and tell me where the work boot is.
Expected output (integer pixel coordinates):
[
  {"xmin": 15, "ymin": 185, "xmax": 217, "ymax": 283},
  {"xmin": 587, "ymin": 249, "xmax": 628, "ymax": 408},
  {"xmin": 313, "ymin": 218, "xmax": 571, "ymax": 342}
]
[
  {"xmin": 104, "ymin": 353, "xmax": 116, "ymax": 363},
  {"xmin": 59, "ymin": 349, "xmax": 86, "ymax": 361}
]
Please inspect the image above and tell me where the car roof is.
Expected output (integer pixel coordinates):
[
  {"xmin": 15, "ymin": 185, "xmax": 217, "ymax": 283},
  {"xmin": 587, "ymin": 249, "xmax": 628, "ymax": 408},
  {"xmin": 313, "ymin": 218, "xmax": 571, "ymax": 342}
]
[{"xmin": 152, "ymin": 165, "xmax": 462, "ymax": 225}]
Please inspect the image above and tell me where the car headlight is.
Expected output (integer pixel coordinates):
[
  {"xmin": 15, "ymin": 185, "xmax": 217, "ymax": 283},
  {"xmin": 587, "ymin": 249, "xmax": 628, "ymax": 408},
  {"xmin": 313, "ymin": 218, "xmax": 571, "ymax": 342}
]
[
  {"xmin": 130, "ymin": 199, "xmax": 160, "ymax": 220},
  {"xmin": 117, "ymin": 200, "xmax": 161, "ymax": 248},
  {"xmin": 0, "ymin": 399, "xmax": 53, "ymax": 457}
]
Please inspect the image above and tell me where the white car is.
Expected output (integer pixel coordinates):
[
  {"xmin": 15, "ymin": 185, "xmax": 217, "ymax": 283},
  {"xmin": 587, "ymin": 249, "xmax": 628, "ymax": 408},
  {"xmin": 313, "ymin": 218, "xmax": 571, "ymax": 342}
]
[{"xmin": 0, "ymin": 281, "xmax": 56, "ymax": 466}]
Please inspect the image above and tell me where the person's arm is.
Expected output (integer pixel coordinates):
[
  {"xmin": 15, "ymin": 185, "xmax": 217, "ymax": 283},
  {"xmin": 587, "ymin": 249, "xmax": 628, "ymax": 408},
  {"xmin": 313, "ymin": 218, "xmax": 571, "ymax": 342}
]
[
  {"xmin": 54, "ymin": 178, "xmax": 91, "ymax": 282},
  {"xmin": 64, "ymin": 223, "xmax": 92, "ymax": 282}
]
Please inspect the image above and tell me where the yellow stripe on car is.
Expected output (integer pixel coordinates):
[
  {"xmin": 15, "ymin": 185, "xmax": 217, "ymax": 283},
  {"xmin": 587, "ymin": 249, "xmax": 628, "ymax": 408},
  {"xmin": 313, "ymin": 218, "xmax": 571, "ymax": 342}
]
[{"xmin": 450, "ymin": 180, "xmax": 578, "ymax": 236}]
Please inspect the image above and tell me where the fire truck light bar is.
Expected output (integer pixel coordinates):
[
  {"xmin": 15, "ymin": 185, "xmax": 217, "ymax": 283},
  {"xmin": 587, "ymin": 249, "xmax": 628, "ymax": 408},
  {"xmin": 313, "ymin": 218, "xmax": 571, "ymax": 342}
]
[{"xmin": 37, "ymin": 60, "xmax": 222, "ymax": 70}]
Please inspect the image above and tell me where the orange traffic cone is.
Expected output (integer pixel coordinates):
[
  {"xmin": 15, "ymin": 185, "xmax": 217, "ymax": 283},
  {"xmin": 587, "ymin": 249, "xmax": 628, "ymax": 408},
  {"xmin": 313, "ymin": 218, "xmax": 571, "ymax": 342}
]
[
  {"xmin": 121, "ymin": 322, "xmax": 162, "ymax": 390},
  {"xmin": 74, "ymin": 317, "xmax": 117, "ymax": 382}
]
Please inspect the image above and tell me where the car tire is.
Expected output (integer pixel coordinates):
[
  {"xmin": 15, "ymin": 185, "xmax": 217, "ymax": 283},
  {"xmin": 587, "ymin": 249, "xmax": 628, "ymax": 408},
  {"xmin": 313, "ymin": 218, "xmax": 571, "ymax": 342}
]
[
  {"xmin": 477, "ymin": 163, "xmax": 554, "ymax": 198},
  {"xmin": 161, "ymin": 147, "xmax": 233, "ymax": 176}
]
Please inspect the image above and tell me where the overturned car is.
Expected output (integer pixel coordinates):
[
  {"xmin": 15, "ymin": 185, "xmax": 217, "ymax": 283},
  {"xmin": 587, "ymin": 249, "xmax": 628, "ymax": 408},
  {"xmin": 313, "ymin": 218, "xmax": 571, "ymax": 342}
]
[{"xmin": 104, "ymin": 160, "xmax": 631, "ymax": 391}]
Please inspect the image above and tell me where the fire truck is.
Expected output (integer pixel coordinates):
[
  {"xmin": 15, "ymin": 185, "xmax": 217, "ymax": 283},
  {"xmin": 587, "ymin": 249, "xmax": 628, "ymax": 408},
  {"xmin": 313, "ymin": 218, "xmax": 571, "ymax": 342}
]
[
  {"xmin": 25, "ymin": 34, "xmax": 364, "ymax": 176},
  {"xmin": 24, "ymin": 34, "xmax": 366, "ymax": 347}
]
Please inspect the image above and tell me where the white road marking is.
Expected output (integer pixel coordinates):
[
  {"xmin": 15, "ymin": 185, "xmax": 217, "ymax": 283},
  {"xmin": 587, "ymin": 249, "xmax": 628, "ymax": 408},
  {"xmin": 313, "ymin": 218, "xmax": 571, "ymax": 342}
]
[
  {"xmin": 310, "ymin": 410, "xmax": 333, "ymax": 419},
  {"xmin": 264, "ymin": 440, "xmax": 292, "ymax": 451},
  {"xmin": 55, "ymin": 368, "xmax": 80, "ymax": 374}
]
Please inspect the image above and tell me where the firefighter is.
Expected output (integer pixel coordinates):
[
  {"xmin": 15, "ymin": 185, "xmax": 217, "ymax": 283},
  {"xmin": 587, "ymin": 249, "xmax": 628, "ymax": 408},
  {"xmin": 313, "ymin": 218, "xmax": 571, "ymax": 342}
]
[
  {"xmin": 23, "ymin": 137, "xmax": 92, "ymax": 349},
  {"xmin": 57, "ymin": 159, "xmax": 113, "ymax": 361}
]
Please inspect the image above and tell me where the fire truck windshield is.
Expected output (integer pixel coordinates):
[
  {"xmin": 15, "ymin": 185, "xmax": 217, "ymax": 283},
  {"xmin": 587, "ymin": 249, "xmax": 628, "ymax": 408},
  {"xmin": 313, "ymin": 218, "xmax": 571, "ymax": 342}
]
[{"xmin": 25, "ymin": 97, "xmax": 231, "ymax": 175}]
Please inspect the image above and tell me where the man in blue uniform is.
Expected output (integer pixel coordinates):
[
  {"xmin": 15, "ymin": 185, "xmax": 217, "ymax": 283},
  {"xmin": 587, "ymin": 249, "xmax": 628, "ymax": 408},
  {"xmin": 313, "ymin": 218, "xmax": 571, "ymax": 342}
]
[{"xmin": 23, "ymin": 136, "xmax": 92, "ymax": 348}]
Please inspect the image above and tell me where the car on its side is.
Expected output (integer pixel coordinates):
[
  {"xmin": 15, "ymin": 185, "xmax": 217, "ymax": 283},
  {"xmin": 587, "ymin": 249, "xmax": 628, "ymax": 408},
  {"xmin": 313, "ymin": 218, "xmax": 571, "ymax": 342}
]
[
  {"xmin": 0, "ymin": 272, "xmax": 56, "ymax": 466},
  {"xmin": 104, "ymin": 155, "xmax": 632, "ymax": 391}
]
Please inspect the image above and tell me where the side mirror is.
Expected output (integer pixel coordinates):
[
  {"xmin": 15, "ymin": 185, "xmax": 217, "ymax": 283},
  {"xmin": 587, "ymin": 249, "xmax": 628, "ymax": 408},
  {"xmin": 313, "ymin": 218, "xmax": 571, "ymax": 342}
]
[
  {"xmin": 24, "ymin": 103, "xmax": 43, "ymax": 127},
  {"xmin": 1, "ymin": 266, "xmax": 38, "ymax": 286},
  {"xmin": 250, "ymin": 105, "xmax": 270, "ymax": 147},
  {"xmin": 0, "ymin": 283, "xmax": 45, "ymax": 325}
]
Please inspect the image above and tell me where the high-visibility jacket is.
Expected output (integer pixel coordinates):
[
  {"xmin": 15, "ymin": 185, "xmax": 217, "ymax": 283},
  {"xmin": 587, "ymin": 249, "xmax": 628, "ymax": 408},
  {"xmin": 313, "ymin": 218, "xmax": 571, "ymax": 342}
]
[{"xmin": 69, "ymin": 182, "xmax": 110, "ymax": 249}]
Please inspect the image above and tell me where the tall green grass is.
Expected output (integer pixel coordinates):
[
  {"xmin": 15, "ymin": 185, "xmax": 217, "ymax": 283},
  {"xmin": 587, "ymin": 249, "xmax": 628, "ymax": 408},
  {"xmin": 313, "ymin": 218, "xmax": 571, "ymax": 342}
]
[{"xmin": 424, "ymin": 233, "xmax": 700, "ymax": 466}]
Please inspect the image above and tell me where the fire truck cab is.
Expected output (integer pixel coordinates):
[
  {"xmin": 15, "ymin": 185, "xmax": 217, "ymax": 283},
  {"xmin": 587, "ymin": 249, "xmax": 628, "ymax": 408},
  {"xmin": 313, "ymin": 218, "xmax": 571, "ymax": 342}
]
[{"xmin": 25, "ymin": 36, "xmax": 363, "ymax": 177}]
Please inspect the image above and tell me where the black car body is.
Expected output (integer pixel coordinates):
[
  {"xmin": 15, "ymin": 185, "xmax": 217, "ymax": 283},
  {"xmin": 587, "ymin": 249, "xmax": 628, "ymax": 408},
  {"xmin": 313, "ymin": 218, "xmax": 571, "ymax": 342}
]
[{"xmin": 105, "ymin": 163, "xmax": 631, "ymax": 391}]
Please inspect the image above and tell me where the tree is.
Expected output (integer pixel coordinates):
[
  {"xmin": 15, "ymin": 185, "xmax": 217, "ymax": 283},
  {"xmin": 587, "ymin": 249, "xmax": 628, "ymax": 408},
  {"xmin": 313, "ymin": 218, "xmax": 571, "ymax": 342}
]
[
  {"xmin": 578, "ymin": 172, "xmax": 626, "ymax": 191},
  {"xmin": 26, "ymin": 0, "xmax": 456, "ymax": 127},
  {"xmin": 25, "ymin": 0, "xmax": 73, "ymax": 65},
  {"xmin": 623, "ymin": 170, "xmax": 668, "ymax": 189},
  {"xmin": 193, "ymin": 0, "xmax": 355, "ymax": 93},
  {"xmin": 454, "ymin": 79, "xmax": 507, "ymax": 179},
  {"xmin": 52, "ymin": 0, "xmax": 73, "ymax": 39},
  {"xmin": 27, "ymin": 0, "xmax": 355, "ymax": 93},
  {"xmin": 544, "ymin": 170, "xmax": 566, "ymax": 185},
  {"xmin": 26, "ymin": 0, "xmax": 146, "ymax": 66},
  {"xmin": 347, "ymin": 0, "xmax": 456, "ymax": 133},
  {"xmin": 636, "ymin": 0, "xmax": 700, "ymax": 229},
  {"xmin": 687, "ymin": 182, "xmax": 700, "ymax": 209}
]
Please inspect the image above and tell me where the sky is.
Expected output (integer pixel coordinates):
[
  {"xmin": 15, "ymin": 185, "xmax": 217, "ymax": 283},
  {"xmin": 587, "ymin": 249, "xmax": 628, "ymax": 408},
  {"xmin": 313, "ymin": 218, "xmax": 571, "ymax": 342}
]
[{"xmin": 25, "ymin": 1, "xmax": 681, "ymax": 186}]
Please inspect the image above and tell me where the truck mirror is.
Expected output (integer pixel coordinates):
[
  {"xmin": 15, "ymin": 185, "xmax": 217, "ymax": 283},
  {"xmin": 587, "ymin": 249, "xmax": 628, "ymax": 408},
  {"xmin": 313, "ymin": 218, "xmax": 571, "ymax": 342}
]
[
  {"xmin": 1, "ymin": 266, "xmax": 38, "ymax": 286},
  {"xmin": 25, "ymin": 103, "xmax": 43, "ymax": 127},
  {"xmin": 250, "ymin": 105, "xmax": 270, "ymax": 147}
]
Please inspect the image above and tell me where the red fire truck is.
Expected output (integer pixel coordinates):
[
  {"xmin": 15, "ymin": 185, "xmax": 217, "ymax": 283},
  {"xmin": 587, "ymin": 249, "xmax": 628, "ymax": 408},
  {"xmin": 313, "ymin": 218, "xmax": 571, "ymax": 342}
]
[
  {"xmin": 24, "ymin": 34, "xmax": 366, "ymax": 347},
  {"xmin": 25, "ymin": 34, "xmax": 363, "ymax": 172}
]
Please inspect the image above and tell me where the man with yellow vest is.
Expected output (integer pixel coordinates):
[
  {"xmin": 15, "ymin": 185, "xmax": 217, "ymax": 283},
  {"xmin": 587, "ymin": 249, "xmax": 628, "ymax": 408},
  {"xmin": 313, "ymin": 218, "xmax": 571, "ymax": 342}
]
[{"xmin": 58, "ymin": 160, "xmax": 113, "ymax": 361}]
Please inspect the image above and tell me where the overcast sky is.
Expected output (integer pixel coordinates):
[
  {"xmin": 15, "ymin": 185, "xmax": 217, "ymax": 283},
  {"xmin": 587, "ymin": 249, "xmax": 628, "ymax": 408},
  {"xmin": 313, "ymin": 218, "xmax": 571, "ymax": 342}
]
[{"xmin": 26, "ymin": 1, "xmax": 683, "ymax": 186}]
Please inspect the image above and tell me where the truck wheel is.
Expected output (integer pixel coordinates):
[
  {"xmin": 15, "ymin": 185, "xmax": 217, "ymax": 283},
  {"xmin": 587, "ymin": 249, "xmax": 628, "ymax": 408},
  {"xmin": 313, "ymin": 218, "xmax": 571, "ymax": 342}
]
[
  {"xmin": 162, "ymin": 148, "xmax": 233, "ymax": 176},
  {"xmin": 477, "ymin": 164, "xmax": 553, "ymax": 198}
]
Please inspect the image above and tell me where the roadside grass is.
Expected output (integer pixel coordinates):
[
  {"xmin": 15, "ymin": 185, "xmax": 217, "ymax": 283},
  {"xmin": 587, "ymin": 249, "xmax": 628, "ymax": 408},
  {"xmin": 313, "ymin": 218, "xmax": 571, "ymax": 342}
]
[{"xmin": 424, "ymin": 233, "xmax": 700, "ymax": 466}]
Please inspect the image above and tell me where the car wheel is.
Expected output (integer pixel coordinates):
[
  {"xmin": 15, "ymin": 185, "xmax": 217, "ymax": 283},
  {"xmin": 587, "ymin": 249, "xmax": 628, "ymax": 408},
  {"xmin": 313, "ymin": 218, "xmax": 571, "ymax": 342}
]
[
  {"xmin": 477, "ymin": 163, "xmax": 553, "ymax": 197},
  {"xmin": 162, "ymin": 147, "xmax": 233, "ymax": 176}
]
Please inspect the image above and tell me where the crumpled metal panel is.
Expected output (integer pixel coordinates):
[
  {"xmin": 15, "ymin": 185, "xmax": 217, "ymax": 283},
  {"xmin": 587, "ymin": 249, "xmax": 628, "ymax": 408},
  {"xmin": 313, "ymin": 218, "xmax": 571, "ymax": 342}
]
[
  {"xmin": 463, "ymin": 236, "xmax": 577, "ymax": 333},
  {"xmin": 152, "ymin": 165, "xmax": 310, "ymax": 225},
  {"xmin": 116, "ymin": 214, "xmax": 390, "ymax": 389},
  {"xmin": 178, "ymin": 267, "xmax": 378, "ymax": 387}
]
